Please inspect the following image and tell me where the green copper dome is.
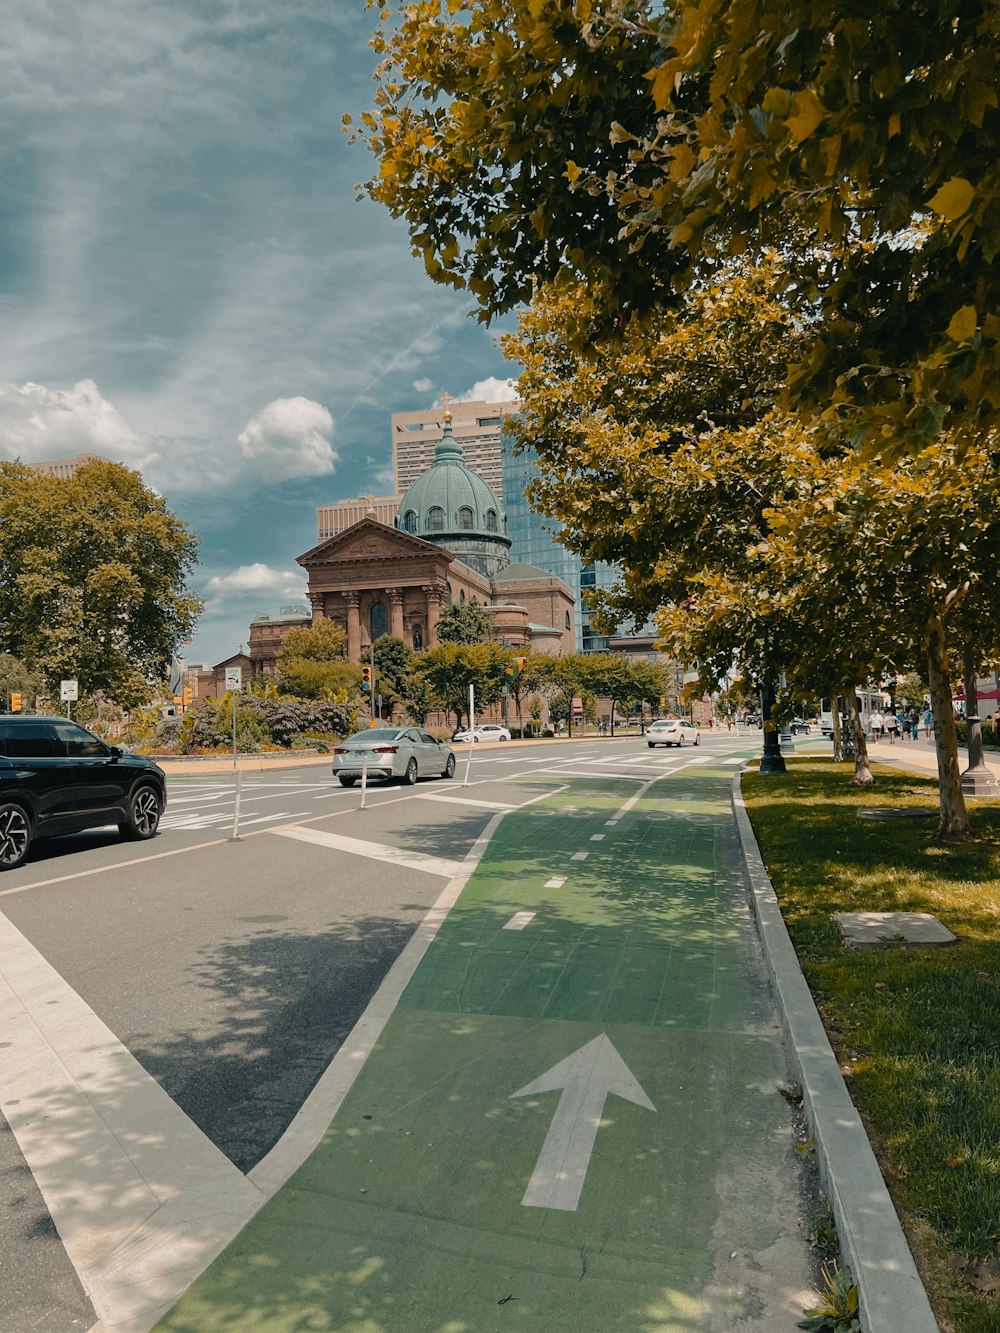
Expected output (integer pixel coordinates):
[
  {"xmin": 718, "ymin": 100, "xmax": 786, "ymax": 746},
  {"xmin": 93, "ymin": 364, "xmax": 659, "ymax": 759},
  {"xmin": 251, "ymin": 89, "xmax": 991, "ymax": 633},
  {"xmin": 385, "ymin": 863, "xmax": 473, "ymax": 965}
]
[{"xmin": 397, "ymin": 409, "xmax": 511, "ymax": 578}]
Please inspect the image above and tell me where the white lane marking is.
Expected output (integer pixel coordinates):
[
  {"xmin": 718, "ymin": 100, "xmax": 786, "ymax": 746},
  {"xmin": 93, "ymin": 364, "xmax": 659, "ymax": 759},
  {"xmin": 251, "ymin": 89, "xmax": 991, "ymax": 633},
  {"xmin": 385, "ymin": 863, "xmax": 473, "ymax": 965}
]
[
  {"xmin": 535, "ymin": 768, "xmax": 647, "ymax": 781},
  {"xmin": 544, "ymin": 876, "xmax": 566, "ymax": 888},
  {"xmin": 688, "ymin": 754, "xmax": 715, "ymax": 764},
  {"xmin": 590, "ymin": 833, "xmax": 605, "ymax": 842},
  {"xmin": 0, "ymin": 912, "xmax": 262, "ymax": 1329},
  {"xmin": 417, "ymin": 793, "xmax": 518, "ymax": 811},
  {"xmin": 512, "ymin": 1034, "xmax": 655, "ymax": 1211},
  {"xmin": 605, "ymin": 820, "xmax": 619, "ymax": 826},
  {"xmin": 570, "ymin": 851, "xmax": 589, "ymax": 862},
  {"xmin": 269, "ymin": 825, "xmax": 465, "ymax": 879},
  {"xmin": 503, "ymin": 911, "xmax": 536, "ymax": 931},
  {"xmin": 722, "ymin": 757, "xmax": 747, "ymax": 765}
]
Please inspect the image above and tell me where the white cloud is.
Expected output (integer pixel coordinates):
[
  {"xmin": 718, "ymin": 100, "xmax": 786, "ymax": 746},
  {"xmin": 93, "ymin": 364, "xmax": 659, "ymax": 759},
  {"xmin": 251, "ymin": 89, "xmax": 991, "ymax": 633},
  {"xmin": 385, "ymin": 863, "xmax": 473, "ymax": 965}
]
[
  {"xmin": 0, "ymin": 378, "xmax": 153, "ymax": 467},
  {"xmin": 238, "ymin": 396, "xmax": 337, "ymax": 482},
  {"xmin": 453, "ymin": 376, "xmax": 520, "ymax": 404},
  {"xmin": 412, "ymin": 377, "xmax": 433, "ymax": 393},
  {"xmin": 205, "ymin": 563, "xmax": 307, "ymax": 597}
]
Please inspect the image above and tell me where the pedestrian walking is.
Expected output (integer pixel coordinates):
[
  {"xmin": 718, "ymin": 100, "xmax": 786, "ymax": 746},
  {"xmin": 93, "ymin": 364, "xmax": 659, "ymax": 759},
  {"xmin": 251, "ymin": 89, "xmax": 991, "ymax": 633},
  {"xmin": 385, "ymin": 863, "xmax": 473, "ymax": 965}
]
[
  {"xmin": 901, "ymin": 712, "xmax": 912, "ymax": 741},
  {"xmin": 922, "ymin": 705, "xmax": 933, "ymax": 737},
  {"xmin": 870, "ymin": 708, "xmax": 884, "ymax": 742},
  {"xmin": 886, "ymin": 711, "xmax": 899, "ymax": 744}
]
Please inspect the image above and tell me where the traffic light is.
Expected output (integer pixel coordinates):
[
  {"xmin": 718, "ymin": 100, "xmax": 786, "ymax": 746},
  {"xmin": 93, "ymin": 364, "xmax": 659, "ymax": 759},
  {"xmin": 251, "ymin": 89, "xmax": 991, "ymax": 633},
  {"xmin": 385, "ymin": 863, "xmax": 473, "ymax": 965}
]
[
  {"xmin": 9, "ymin": 692, "xmax": 22, "ymax": 713},
  {"xmin": 659, "ymin": 696, "xmax": 666, "ymax": 710},
  {"xmin": 361, "ymin": 665, "xmax": 373, "ymax": 693},
  {"xmin": 183, "ymin": 686, "xmax": 193, "ymax": 708}
]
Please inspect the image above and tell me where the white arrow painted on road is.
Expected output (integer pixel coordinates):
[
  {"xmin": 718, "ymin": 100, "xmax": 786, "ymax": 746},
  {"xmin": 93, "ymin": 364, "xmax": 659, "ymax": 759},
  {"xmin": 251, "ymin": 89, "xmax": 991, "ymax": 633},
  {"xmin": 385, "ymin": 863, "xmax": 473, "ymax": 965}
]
[{"xmin": 511, "ymin": 1034, "xmax": 655, "ymax": 1211}]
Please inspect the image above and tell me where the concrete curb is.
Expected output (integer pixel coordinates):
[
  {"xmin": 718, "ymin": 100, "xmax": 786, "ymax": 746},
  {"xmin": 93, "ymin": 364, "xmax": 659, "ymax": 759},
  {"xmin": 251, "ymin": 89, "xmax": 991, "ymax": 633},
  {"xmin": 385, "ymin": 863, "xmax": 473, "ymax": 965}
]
[{"xmin": 732, "ymin": 773, "xmax": 939, "ymax": 1333}]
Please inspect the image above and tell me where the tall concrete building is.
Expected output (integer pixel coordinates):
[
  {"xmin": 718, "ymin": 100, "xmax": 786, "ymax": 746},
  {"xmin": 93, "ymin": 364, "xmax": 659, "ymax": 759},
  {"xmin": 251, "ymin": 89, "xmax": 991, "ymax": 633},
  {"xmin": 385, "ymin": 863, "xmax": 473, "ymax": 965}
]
[
  {"xmin": 391, "ymin": 396, "xmax": 519, "ymax": 501},
  {"xmin": 317, "ymin": 494, "xmax": 399, "ymax": 540}
]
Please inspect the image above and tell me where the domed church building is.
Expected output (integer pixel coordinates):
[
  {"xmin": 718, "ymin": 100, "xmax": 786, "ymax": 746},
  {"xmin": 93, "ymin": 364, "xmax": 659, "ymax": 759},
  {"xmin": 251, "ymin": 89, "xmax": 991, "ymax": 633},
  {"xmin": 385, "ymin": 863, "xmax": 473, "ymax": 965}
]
[{"xmin": 296, "ymin": 404, "xmax": 575, "ymax": 662}]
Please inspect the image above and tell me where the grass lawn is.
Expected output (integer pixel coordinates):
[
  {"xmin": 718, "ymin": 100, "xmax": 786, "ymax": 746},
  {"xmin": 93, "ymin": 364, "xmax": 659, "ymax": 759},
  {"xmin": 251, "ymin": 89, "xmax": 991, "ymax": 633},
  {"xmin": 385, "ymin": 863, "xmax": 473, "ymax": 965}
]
[{"xmin": 743, "ymin": 758, "xmax": 1000, "ymax": 1333}]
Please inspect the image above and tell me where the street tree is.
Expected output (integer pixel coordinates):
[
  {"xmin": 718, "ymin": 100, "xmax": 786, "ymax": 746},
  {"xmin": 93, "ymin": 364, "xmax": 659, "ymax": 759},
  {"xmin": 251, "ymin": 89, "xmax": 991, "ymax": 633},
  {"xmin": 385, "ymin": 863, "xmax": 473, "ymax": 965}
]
[
  {"xmin": 436, "ymin": 598, "xmax": 494, "ymax": 645},
  {"xmin": 412, "ymin": 641, "xmax": 506, "ymax": 728},
  {"xmin": 0, "ymin": 458, "xmax": 202, "ymax": 708},
  {"xmin": 373, "ymin": 635, "xmax": 414, "ymax": 713},
  {"xmin": 277, "ymin": 619, "xmax": 360, "ymax": 700}
]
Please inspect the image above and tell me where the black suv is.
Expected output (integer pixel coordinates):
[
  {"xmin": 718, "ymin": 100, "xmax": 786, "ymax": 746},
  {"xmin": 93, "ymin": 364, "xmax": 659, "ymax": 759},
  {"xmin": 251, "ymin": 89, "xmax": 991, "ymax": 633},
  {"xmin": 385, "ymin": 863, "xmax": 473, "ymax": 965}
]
[{"xmin": 0, "ymin": 715, "xmax": 166, "ymax": 870}]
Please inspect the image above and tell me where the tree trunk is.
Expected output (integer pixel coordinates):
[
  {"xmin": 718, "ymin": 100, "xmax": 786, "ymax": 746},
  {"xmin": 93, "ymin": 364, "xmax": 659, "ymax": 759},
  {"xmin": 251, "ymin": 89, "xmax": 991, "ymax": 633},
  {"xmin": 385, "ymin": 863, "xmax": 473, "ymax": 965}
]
[
  {"xmin": 927, "ymin": 614, "xmax": 974, "ymax": 839},
  {"xmin": 831, "ymin": 695, "xmax": 843, "ymax": 763},
  {"xmin": 848, "ymin": 693, "xmax": 874, "ymax": 784}
]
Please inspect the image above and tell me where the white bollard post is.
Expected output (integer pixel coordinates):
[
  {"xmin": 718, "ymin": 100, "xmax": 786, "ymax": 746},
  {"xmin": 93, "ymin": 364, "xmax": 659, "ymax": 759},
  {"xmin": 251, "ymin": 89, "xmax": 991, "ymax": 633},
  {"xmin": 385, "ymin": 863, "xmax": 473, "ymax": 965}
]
[
  {"xmin": 360, "ymin": 753, "xmax": 369, "ymax": 809},
  {"xmin": 230, "ymin": 767, "xmax": 242, "ymax": 841},
  {"xmin": 463, "ymin": 683, "xmax": 475, "ymax": 787}
]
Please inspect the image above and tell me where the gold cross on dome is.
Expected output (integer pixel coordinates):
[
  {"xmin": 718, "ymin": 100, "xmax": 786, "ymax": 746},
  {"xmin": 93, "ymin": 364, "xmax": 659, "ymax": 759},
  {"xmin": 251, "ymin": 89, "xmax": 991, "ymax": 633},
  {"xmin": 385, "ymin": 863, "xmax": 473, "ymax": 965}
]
[{"xmin": 440, "ymin": 391, "xmax": 453, "ymax": 420}]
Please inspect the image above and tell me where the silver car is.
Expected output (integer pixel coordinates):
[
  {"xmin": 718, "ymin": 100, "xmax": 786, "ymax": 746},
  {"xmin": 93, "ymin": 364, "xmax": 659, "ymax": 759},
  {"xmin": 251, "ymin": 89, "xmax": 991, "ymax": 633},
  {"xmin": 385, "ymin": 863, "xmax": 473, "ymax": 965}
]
[{"xmin": 332, "ymin": 727, "xmax": 456, "ymax": 787}]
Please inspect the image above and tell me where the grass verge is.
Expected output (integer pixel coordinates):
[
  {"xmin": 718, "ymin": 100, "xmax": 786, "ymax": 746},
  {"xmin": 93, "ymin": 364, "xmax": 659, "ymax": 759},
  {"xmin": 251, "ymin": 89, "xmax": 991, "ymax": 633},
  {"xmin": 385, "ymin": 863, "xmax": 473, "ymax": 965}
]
[{"xmin": 743, "ymin": 757, "xmax": 1000, "ymax": 1333}]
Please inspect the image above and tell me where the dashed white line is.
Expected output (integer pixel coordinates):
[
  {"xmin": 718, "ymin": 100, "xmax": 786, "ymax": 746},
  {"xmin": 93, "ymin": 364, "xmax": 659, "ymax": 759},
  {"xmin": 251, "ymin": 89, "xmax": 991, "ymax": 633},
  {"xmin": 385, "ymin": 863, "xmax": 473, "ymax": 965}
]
[
  {"xmin": 503, "ymin": 911, "xmax": 536, "ymax": 931},
  {"xmin": 590, "ymin": 833, "xmax": 605, "ymax": 841},
  {"xmin": 545, "ymin": 876, "xmax": 567, "ymax": 888},
  {"xmin": 417, "ymin": 793, "xmax": 518, "ymax": 811},
  {"xmin": 570, "ymin": 851, "xmax": 589, "ymax": 862}
]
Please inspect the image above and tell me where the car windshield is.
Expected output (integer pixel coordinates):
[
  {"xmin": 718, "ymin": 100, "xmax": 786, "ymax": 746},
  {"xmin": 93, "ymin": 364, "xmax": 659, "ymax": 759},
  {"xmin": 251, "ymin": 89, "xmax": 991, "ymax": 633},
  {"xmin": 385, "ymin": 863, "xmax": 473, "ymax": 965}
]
[{"xmin": 346, "ymin": 729, "xmax": 402, "ymax": 744}]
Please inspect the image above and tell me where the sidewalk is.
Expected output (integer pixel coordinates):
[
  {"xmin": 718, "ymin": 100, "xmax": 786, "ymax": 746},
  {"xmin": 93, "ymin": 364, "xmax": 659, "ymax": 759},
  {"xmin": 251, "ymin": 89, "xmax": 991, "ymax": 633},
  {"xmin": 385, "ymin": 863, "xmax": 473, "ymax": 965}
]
[
  {"xmin": 153, "ymin": 760, "xmax": 817, "ymax": 1332},
  {"xmin": 858, "ymin": 734, "xmax": 1000, "ymax": 785}
]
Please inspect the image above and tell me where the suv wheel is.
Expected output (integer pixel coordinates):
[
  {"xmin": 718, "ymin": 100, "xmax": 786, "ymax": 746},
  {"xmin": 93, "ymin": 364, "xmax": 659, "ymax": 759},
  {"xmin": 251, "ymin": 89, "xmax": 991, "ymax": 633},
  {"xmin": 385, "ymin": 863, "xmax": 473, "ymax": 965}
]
[
  {"xmin": 119, "ymin": 785, "xmax": 163, "ymax": 841},
  {"xmin": 0, "ymin": 803, "xmax": 31, "ymax": 870},
  {"xmin": 402, "ymin": 757, "xmax": 418, "ymax": 785}
]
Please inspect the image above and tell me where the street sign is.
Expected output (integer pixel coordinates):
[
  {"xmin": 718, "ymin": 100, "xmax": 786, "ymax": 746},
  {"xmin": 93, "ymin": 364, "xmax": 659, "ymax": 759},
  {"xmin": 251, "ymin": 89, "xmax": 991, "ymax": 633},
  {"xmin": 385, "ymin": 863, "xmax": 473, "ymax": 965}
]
[
  {"xmin": 60, "ymin": 679, "xmax": 79, "ymax": 702},
  {"xmin": 224, "ymin": 667, "xmax": 242, "ymax": 690}
]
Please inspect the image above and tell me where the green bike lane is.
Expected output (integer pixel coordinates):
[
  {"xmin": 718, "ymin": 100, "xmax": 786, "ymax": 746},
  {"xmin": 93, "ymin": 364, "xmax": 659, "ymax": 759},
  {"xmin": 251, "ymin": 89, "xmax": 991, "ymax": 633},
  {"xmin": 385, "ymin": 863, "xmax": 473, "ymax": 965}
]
[{"xmin": 158, "ymin": 761, "xmax": 813, "ymax": 1332}]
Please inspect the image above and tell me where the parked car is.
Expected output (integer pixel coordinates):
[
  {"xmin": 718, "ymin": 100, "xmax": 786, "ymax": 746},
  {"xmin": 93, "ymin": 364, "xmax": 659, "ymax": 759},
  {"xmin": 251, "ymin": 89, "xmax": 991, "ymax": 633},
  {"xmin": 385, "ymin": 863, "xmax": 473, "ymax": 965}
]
[
  {"xmin": 790, "ymin": 717, "xmax": 811, "ymax": 734},
  {"xmin": 332, "ymin": 727, "xmax": 456, "ymax": 786},
  {"xmin": 647, "ymin": 719, "xmax": 701, "ymax": 748},
  {"xmin": 451, "ymin": 724, "xmax": 512, "ymax": 743},
  {"xmin": 0, "ymin": 715, "xmax": 166, "ymax": 871}
]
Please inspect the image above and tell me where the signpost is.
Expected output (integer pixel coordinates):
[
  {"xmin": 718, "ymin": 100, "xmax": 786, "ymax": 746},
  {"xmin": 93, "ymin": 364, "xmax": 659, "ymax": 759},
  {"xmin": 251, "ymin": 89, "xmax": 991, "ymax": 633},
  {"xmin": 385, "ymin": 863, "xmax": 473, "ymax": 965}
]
[
  {"xmin": 60, "ymin": 679, "xmax": 78, "ymax": 719},
  {"xmin": 224, "ymin": 666, "xmax": 243, "ymax": 837}
]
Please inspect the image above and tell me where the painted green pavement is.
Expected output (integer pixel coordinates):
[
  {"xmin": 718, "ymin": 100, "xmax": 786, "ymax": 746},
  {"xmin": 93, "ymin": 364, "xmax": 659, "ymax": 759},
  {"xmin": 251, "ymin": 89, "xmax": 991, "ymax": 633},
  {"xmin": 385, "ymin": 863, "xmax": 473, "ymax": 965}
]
[{"xmin": 157, "ymin": 764, "xmax": 813, "ymax": 1332}]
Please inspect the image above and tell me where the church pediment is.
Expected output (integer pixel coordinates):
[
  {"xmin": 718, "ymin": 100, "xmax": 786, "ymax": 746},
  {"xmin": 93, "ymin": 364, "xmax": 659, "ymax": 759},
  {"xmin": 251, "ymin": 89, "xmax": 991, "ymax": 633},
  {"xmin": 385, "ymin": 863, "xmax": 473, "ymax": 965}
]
[{"xmin": 297, "ymin": 517, "xmax": 452, "ymax": 569}]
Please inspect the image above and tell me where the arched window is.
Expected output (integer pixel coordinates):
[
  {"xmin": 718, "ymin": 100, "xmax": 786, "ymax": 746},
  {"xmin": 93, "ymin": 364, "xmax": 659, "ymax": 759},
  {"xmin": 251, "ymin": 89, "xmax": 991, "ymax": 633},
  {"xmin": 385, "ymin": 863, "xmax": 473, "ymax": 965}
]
[
  {"xmin": 426, "ymin": 506, "xmax": 444, "ymax": 532},
  {"xmin": 565, "ymin": 610, "xmax": 571, "ymax": 629},
  {"xmin": 445, "ymin": 582, "xmax": 453, "ymax": 606},
  {"xmin": 412, "ymin": 624, "xmax": 423, "ymax": 650},
  {"xmin": 370, "ymin": 601, "xmax": 388, "ymax": 641},
  {"xmin": 485, "ymin": 509, "xmax": 498, "ymax": 532},
  {"xmin": 459, "ymin": 589, "xmax": 466, "ymax": 605},
  {"xmin": 458, "ymin": 506, "xmax": 474, "ymax": 530},
  {"xmin": 402, "ymin": 510, "xmax": 417, "ymax": 533}
]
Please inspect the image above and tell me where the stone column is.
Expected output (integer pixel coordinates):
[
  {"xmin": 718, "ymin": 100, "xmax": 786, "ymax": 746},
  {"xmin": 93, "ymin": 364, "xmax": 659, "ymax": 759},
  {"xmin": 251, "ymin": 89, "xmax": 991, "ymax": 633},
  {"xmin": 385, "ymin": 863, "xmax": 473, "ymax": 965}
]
[
  {"xmin": 387, "ymin": 587, "xmax": 405, "ymax": 639},
  {"xmin": 308, "ymin": 591, "xmax": 325, "ymax": 622},
  {"xmin": 344, "ymin": 591, "xmax": 362, "ymax": 662},
  {"xmin": 423, "ymin": 584, "xmax": 443, "ymax": 645}
]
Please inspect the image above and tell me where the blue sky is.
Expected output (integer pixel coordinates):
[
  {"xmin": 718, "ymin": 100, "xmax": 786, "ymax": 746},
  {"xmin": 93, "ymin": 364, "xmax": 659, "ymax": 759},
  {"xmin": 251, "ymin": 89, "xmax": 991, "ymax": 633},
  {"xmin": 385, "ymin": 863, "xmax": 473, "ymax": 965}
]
[{"xmin": 0, "ymin": 2, "xmax": 519, "ymax": 667}]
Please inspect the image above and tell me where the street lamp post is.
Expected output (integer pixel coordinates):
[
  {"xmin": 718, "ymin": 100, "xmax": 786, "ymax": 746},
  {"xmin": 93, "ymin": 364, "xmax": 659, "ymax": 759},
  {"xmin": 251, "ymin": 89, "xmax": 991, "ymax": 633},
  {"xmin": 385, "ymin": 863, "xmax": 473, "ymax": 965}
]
[{"xmin": 758, "ymin": 674, "xmax": 787, "ymax": 775}]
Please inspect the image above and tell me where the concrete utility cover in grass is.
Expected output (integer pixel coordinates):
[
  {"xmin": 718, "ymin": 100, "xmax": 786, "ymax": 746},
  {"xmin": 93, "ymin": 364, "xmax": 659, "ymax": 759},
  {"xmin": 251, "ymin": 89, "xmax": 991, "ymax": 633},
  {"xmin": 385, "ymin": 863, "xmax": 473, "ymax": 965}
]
[
  {"xmin": 857, "ymin": 807, "xmax": 937, "ymax": 820},
  {"xmin": 835, "ymin": 911, "xmax": 957, "ymax": 949}
]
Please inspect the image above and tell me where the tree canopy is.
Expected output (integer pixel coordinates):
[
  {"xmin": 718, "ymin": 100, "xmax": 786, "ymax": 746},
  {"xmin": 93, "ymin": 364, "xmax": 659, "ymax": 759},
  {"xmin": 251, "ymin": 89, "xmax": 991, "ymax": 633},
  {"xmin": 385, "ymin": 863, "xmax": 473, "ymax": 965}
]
[
  {"xmin": 277, "ymin": 619, "xmax": 360, "ymax": 700},
  {"xmin": 435, "ymin": 597, "xmax": 495, "ymax": 644},
  {"xmin": 0, "ymin": 459, "xmax": 202, "ymax": 708}
]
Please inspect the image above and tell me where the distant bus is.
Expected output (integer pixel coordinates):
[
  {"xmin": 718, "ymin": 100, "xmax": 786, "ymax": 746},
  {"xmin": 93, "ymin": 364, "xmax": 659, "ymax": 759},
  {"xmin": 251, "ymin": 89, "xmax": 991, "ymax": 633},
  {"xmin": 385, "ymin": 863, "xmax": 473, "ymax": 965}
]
[{"xmin": 819, "ymin": 687, "xmax": 887, "ymax": 737}]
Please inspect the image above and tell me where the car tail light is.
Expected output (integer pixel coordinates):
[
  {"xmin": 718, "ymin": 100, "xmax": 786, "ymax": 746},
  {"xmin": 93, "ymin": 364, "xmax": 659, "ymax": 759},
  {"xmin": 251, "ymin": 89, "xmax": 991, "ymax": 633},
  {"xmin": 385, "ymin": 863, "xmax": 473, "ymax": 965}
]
[
  {"xmin": 332, "ymin": 747, "xmax": 347, "ymax": 754},
  {"xmin": 373, "ymin": 745, "xmax": 398, "ymax": 754}
]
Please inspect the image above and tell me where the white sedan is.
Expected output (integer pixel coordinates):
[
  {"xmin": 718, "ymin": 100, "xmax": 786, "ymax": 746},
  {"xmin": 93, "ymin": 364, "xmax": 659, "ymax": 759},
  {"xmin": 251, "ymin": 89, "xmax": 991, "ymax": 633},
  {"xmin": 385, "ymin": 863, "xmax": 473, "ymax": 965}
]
[
  {"xmin": 452, "ymin": 723, "xmax": 512, "ymax": 743},
  {"xmin": 332, "ymin": 728, "xmax": 456, "ymax": 786},
  {"xmin": 647, "ymin": 719, "xmax": 701, "ymax": 748}
]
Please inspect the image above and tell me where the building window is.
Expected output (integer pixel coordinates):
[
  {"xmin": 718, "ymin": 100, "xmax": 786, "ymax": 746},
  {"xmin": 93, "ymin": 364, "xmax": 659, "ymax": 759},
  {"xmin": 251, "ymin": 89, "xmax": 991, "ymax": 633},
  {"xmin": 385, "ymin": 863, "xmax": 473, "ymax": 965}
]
[
  {"xmin": 370, "ymin": 602, "xmax": 388, "ymax": 641},
  {"xmin": 485, "ymin": 508, "xmax": 498, "ymax": 532},
  {"xmin": 458, "ymin": 506, "xmax": 474, "ymax": 530},
  {"xmin": 402, "ymin": 509, "xmax": 417, "ymax": 533},
  {"xmin": 413, "ymin": 624, "xmax": 423, "ymax": 650},
  {"xmin": 459, "ymin": 589, "xmax": 466, "ymax": 605},
  {"xmin": 445, "ymin": 582, "xmax": 453, "ymax": 606},
  {"xmin": 427, "ymin": 506, "xmax": 444, "ymax": 532},
  {"xmin": 565, "ymin": 610, "xmax": 571, "ymax": 629}
]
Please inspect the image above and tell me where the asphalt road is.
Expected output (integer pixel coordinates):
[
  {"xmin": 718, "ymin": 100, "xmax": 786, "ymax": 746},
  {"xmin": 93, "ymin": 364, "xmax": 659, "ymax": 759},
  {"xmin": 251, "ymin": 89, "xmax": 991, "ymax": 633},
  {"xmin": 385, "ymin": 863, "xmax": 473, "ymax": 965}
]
[{"xmin": 0, "ymin": 729, "xmax": 776, "ymax": 1333}]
